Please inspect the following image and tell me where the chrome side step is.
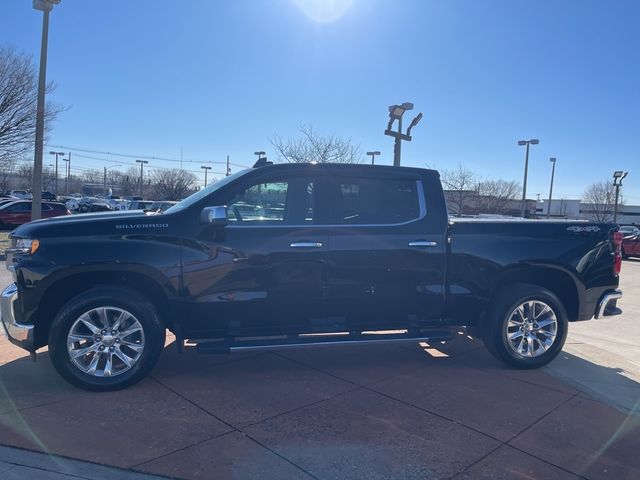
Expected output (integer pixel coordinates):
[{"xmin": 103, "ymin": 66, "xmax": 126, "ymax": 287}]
[{"xmin": 195, "ymin": 330, "xmax": 454, "ymax": 354}]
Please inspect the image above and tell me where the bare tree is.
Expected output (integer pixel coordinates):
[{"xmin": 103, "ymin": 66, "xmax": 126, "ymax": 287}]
[
  {"xmin": 441, "ymin": 165, "xmax": 478, "ymax": 216},
  {"xmin": 150, "ymin": 168, "xmax": 197, "ymax": 200},
  {"xmin": 476, "ymin": 179, "xmax": 521, "ymax": 214},
  {"xmin": 16, "ymin": 162, "xmax": 33, "ymax": 189},
  {"xmin": 271, "ymin": 124, "xmax": 362, "ymax": 164},
  {"xmin": 81, "ymin": 169, "xmax": 103, "ymax": 184},
  {"xmin": 0, "ymin": 45, "xmax": 65, "ymax": 162},
  {"xmin": 582, "ymin": 181, "xmax": 618, "ymax": 222},
  {"xmin": 0, "ymin": 157, "xmax": 15, "ymax": 192}
]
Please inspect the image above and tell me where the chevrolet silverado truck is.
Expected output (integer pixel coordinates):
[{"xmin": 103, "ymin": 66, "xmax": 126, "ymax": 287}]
[{"xmin": 1, "ymin": 162, "xmax": 623, "ymax": 391}]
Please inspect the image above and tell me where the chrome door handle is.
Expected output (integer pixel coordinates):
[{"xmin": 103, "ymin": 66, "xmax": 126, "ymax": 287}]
[
  {"xmin": 290, "ymin": 242, "xmax": 323, "ymax": 248},
  {"xmin": 408, "ymin": 241, "xmax": 438, "ymax": 248}
]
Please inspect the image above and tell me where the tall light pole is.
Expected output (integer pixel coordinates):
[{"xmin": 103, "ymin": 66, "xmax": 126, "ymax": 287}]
[
  {"xmin": 254, "ymin": 151, "xmax": 265, "ymax": 161},
  {"xmin": 613, "ymin": 171, "xmax": 628, "ymax": 224},
  {"xmin": 136, "ymin": 160, "xmax": 149, "ymax": 197},
  {"xmin": 517, "ymin": 138, "xmax": 539, "ymax": 218},
  {"xmin": 384, "ymin": 103, "xmax": 423, "ymax": 167},
  {"xmin": 31, "ymin": 0, "xmax": 61, "ymax": 220},
  {"xmin": 49, "ymin": 150, "xmax": 64, "ymax": 196},
  {"xmin": 201, "ymin": 165, "xmax": 212, "ymax": 187},
  {"xmin": 226, "ymin": 155, "xmax": 231, "ymax": 176},
  {"xmin": 547, "ymin": 157, "xmax": 557, "ymax": 219},
  {"xmin": 366, "ymin": 151, "xmax": 381, "ymax": 165}
]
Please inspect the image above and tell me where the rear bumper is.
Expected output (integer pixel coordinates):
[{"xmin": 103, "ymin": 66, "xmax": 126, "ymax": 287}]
[
  {"xmin": 0, "ymin": 283, "xmax": 34, "ymax": 351},
  {"xmin": 594, "ymin": 288, "xmax": 623, "ymax": 319}
]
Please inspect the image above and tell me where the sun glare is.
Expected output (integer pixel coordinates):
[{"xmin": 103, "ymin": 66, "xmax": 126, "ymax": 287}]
[{"xmin": 291, "ymin": 0, "xmax": 356, "ymax": 24}]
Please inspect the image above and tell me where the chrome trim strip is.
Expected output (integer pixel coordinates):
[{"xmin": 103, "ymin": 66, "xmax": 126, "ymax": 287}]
[
  {"xmin": 227, "ymin": 180, "xmax": 427, "ymax": 229},
  {"xmin": 595, "ymin": 289, "xmax": 623, "ymax": 319}
]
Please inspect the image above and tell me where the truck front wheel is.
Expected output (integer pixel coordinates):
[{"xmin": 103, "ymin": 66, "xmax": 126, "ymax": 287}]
[
  {"xmin": 49, "ymin": 287, "xmax": 166, "ymax": 391},
  {"xmin": 483, "ymin": 283, "xmax": 568, "ymax": 369}
]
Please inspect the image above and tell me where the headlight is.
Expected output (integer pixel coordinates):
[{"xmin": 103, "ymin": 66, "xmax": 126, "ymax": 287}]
[{"xmin": 15, "ymin": 238, "xmax": 40, "ymax": 255}]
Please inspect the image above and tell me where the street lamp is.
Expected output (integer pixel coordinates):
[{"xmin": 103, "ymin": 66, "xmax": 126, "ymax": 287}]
[
  {"xmin": 49, "ymin": 151, "xmax": 64, "ymax": 196},
  {"xmin": 31, "ymin": 0, "xmax": 62, "ymax": 220},
  {"xmin": 201, "ymin": 165, "xmax": 212, "ymax": 187},
  {"xmin": 103, "ymin": 164, "xmax": 123, "ymax": 196},
  {"xmin": 517, "ymin": 138, "xmax": 539, "ymax": 217},
  {"xmin": 136, "ymin": 160, "xmax": 149, "ymax": 197},
  {"xmin": 547, "ymin": 157, "xmax": 557, "ymax": 219},
  {"xmin": 613, "ymin": 171, "xmax": 628, "ymax": 223},
  {"xmin": 366, "ymin": 151, "xmax": 381, "ymax": 165},
  {"xmin": 384, "ymin": 102, "xmax": 423, "ymax": 167}
]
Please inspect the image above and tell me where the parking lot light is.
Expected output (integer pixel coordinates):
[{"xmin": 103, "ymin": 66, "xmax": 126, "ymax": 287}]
[
  {"xmin": 517, "ymin": 138, "xmax": 540, "ymax": 217},
  {"xmin": 613, "ymin": 171, "xmax": 629, "ymax": 223}
]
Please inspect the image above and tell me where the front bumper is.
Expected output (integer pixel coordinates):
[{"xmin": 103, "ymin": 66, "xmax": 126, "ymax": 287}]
[
  {"xmin": 594, "ymin": 288, "xmax": 623, "ymax": 319},
  {"xmin": 0, "ymin": 283, "xmax": 34, "ymax": 351}
]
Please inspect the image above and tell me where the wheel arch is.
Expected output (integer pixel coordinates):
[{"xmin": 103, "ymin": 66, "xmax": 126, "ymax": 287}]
[
  {"xmin": 489, "ymin": 265, "xmax": 581, "ymax": 322},
  {"xmin": 32, "ymin": 267, "xmax": 175, "ymax": 349}
]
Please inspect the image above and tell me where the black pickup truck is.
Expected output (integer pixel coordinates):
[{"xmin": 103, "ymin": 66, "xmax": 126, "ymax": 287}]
[{"xmin": 2, "ymin": 163, "xmax": 623, "ymax": 391}]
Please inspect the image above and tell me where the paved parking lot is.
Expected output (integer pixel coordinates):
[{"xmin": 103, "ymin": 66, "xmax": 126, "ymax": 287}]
[{"xmin": 0, "ymin": 262, "xmax": 639, "ymax": 479}]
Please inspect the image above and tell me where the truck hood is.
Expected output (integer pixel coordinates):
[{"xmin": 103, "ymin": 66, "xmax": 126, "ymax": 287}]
[{"xmin": 10, "ymin": 210, "xmax": 171, "ymax": 238}]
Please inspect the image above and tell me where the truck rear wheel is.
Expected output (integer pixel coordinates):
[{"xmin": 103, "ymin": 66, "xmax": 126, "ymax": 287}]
[
  {"xmin": 483, "ymin": 283, "xmax": 568, "ymax": 369},
  {"xmin": 49, "ymin": 287, "xmax": 165, "ymax": 391}
]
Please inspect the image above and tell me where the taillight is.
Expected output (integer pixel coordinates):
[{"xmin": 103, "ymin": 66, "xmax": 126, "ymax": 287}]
[{"xmin": 612, "ymin": 231, "xmax": 623, "ymax": 276}]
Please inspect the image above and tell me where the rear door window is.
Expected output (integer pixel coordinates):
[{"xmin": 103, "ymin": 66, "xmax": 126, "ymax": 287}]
[{"xmin": 328, "ymin": 177, "xmax": 421, "ymax": 225}]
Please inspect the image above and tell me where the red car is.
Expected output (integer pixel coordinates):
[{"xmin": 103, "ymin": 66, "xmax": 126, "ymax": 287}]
[
  {"xmin": 622, "ymin": 234, "xmax": 640, "ymax": 259},
  {"xmin": 0, "ymin": 201, "xmax": 71, "ymax": 228}
]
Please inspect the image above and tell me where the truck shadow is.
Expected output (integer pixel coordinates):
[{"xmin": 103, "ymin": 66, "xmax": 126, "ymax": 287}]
[{"xmin": 0, "ymin": 333, "xmax": 638, "ymax": 416}]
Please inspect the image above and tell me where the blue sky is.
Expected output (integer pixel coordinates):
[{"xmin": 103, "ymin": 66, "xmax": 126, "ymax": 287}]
[{"xmin": 2, "ymin": 0, "xmax": 639, "ymax": 200}]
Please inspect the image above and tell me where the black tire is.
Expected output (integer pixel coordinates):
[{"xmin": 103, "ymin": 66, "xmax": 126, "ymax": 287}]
[
  {"xmin": 49, "ymin": 286, "xmax": 166, "ymax": 391},
  {"xmin": 483, "ymin": 283, "xmax": 568, "ymax": 369}
]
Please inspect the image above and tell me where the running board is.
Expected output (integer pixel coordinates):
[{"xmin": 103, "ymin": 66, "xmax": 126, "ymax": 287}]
[{"xmin": 195, "ymin": 330, "xmax": 454, "ymax": 354}]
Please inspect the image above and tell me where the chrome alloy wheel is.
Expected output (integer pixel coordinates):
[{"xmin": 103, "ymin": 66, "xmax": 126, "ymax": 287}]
[
  {"xmin": 505, "ymin": 300, "xmax": 558, "ymax": 358},
  {"xmin": 67, "ymin": 307, "xmax": 145, "ymax": 377}
]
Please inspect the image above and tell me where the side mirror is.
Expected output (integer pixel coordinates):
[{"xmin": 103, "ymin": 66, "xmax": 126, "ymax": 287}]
[{"xmin": 200, "ymin": 206, "xmax": 228, "ymax": 226}]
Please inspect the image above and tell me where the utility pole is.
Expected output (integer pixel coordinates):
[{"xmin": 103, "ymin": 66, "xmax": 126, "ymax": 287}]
[
  {"xmin": 103, "ymin": 167, "xmax": 108, "ymax": 196},
  {"xmin": 226, "ymin": 155, "xmax": 231, "ymax": 176},
  {"xmin": 517, "ymin": 138, "xmax": 539, "ymax": 218},
  {"xmin": 366, "ymin": 151, "xmax": 381, "ymax": 165},
  {"xmin": 547, "ymin": 157, "xmax": 557, "ymax": 219},
  {"xmin": 201, "ymin": 165, "xmax": 212, "ymax": 187},
  {"xmin": 136, "ymin": 160, "xmax": 149, "ymax": 197},
  {"xmin": 63, "ymin": 157, "xmax": 70, "ymax": 194}
]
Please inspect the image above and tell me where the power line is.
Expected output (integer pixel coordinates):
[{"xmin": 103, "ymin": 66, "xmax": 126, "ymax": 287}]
[{"xmin": 44, "ymin": 144, "xmax": 251, "ymax": 169}]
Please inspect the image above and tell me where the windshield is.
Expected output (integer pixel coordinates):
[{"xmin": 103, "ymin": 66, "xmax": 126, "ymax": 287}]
[{"xmin": 164, "ymin": 169, "xmax": 251, "ymax": 214}]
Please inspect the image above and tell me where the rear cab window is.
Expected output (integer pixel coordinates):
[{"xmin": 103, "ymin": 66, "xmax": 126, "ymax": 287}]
[{"xmin": 325, "ymin": 175, "xmax": 424, "ymax": 225}]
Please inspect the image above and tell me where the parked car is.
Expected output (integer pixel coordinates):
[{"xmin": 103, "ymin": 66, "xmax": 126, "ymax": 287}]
[
  {"xmin": 619, "ymin": 225, "xmax": 640, "ymax": 237},
  {"xmin": 8, "ymin": 190, "xmax": 28, "ymax": 199},
  {"xmin": 126, "ymin": 200, "xmax": 153, "ymax": 210},
  {"xmin": 0, "ymin": 200, "xmax": 70, "ymax": 227},
  {"xmin": 41, "ymin": 191, "xmax": 57, "ymax": 201},
  {"xmin": 2, "ymin": 163, "xmax": 623, "ymax": 391},
  {"xmin": 147, "ymin": 201, "xmax": 178, "ymax": 212},
  {"xmin": 77, "ymin": 198, "xmax": 113, "ymax": 213},
  {"xmin": 621, "ymin": 235, "xmax": 640, "ymax": 259}
]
